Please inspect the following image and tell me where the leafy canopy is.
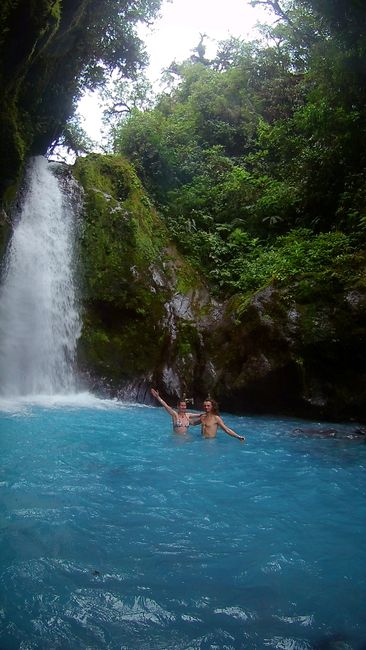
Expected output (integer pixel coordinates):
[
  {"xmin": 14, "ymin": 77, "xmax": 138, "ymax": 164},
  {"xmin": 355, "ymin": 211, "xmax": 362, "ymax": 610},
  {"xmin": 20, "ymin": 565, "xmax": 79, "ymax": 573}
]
[{"xmin": 110, "ymin": 1, "xmax": 366, "ymax": 297}]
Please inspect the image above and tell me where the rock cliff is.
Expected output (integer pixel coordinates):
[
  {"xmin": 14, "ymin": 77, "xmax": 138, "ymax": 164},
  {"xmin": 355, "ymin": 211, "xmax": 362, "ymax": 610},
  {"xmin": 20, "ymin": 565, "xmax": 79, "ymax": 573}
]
[{"xmin": 74, "ymin": 154, "xmax": 366, "ymax": 422}]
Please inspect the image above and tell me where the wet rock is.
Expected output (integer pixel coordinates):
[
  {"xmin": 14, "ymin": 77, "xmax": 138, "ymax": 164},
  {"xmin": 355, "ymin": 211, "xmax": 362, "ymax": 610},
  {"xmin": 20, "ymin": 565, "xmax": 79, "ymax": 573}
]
[{"xmin": 292, "ymin": 427, "xmax": 366, "ymax": 440}]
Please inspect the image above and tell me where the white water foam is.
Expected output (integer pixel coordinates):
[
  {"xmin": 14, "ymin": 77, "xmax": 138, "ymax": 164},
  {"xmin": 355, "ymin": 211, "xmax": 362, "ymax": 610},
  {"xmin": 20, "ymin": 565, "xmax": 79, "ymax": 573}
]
[{"xmin": 0, "ymin": 391, "xmax": 152, "ymax": 414}]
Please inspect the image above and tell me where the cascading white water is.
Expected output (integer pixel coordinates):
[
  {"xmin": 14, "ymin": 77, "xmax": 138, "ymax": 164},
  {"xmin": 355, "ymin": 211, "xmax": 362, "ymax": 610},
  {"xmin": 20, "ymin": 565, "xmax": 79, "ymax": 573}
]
[{"xmin": 0, "ymin": 156, "xmax": 82, "ymax": 396}]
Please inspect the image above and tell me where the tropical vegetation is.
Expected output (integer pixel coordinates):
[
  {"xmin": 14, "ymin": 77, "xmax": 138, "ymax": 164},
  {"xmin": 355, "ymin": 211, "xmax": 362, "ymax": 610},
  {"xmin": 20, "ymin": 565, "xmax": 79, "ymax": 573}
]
[{"xmin": 110, "ymin": 0, "xmax": 366, "ymax": 299}]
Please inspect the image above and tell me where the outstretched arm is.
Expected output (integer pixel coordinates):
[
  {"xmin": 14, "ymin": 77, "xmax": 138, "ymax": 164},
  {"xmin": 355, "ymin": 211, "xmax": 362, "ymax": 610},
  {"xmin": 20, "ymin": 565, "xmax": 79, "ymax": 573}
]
[
  {"xmin": 217, "ymin": 416, "xmax": 245, "ymax": 442},
  {"xmin": 151, "ymin": 388, "xmax": 177, "ymax": 418},
  {"xmin": 189, "ymin": 413, "xmax": 203, "ymax": 426}
]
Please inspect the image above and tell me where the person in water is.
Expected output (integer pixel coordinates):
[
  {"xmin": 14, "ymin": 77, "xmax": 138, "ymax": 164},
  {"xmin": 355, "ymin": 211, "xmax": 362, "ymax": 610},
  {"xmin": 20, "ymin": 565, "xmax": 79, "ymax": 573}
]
[
  {"xmin": 150, "ymin": 388, "xmax": 197, "ymax": 434},
  {"xmin": 193, "ymin": 398, "xmax": 245, "ymax": 442}
]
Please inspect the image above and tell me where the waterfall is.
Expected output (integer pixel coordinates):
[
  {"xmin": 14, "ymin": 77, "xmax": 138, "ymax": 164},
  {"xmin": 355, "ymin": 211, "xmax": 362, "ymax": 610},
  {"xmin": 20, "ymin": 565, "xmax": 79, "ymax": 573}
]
[{"xmin": 0, "ymin": 156, "xmax": 82, "ymax": 396}]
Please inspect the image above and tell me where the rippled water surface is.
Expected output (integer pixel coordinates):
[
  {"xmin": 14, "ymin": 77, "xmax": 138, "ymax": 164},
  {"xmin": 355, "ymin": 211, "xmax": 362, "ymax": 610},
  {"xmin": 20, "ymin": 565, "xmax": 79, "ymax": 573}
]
[{"xmin": 0, "ymin": 395, "xmax": 365, "ymax": 649}]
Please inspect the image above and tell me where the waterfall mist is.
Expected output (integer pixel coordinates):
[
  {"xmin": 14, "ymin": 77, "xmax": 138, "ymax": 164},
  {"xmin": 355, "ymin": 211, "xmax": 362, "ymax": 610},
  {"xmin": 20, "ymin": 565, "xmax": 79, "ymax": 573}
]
[{"xmin": 0, "ymin": 156, "xmax": 82, "ymax": 396}]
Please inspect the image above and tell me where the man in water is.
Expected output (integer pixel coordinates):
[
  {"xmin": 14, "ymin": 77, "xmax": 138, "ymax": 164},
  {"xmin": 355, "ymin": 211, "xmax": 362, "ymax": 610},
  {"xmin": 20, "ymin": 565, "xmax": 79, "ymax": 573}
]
[
  {"xmin": 194, "ymin": 398, "xmax": 245, "ymax": 442},
  {"xmin": 150, "ymin": 388, "xmax": 198, "ymax": 435}
]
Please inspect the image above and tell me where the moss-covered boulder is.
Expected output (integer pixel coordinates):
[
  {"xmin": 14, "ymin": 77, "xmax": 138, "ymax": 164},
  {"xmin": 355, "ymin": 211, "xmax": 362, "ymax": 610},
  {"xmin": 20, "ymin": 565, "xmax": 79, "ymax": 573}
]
[
  {"xmin": 73, "ymin": 153, "xmax": 216, "ymax": 400},
  {"xmin": 207, "ymin": 276, "xmax": 366, "ymax": 421}
]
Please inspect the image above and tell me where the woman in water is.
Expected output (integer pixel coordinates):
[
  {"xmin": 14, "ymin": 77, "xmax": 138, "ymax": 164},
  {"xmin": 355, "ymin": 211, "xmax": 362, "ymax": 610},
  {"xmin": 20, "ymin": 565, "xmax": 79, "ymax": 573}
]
[{"xmin": 151, "ymin": 388, "xmax": 198, "ymax": 435}]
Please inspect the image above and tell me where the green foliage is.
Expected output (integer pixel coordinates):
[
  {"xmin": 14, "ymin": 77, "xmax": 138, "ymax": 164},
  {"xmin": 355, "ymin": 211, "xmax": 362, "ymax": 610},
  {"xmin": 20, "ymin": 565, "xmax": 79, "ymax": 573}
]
[
  {"xmin": 101, "ymin": 75, "xmax": 154, "ymax": 134},
  {"xmin": 111, "ymin": 0, "xmax": 366, "ymax": 300},
  {"xmin": 0, "ymin": 0, "xmax": 162, "ymax": 198},
  {"xmin": 49, "ymin": 118, "xmax": 95, "ymax": 158},
  {"xmin": 232, "ymin": 229, "xmax": 356, "ymax": 293}
]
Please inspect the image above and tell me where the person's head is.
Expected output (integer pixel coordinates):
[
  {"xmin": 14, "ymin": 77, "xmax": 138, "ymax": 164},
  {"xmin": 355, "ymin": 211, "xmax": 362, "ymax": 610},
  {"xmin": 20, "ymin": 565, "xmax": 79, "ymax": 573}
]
[
  {"xmin": 177, "ymin": 399, "xmax": 187, "ymax": 413},
  {"xmin": 203, "ymin": 398, "xmax": 218, "ymax": 415}
]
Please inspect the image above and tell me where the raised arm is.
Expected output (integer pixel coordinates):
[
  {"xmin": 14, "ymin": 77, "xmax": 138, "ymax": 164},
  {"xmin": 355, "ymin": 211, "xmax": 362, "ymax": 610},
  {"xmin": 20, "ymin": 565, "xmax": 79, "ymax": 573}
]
[
  {"xmin": 151, "ymin": 388, "xmax": 177, "ymax": 418},
  {"xmin": 217, "ymin": 416, "xmax": 245, "ymax": 442}
]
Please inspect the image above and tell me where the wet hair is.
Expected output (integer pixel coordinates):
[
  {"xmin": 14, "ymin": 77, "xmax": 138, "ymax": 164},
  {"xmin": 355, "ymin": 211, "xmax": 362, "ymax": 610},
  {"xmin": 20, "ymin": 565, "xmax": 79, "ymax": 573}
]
[{"xmin": 203, "ymin": 398, "xmax": 219, "ymax": 414}]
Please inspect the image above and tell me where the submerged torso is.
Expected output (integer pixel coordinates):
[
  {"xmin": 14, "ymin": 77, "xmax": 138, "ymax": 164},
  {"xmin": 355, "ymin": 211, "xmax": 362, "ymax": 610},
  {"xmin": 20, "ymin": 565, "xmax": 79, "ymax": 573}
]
[
  {"xmin": 173, "ymin": 413, "xmax": 191, "ymax": 434},
  {"xmin": 200, "ymin": 414, "xmax": 218, "ymax": 438}
]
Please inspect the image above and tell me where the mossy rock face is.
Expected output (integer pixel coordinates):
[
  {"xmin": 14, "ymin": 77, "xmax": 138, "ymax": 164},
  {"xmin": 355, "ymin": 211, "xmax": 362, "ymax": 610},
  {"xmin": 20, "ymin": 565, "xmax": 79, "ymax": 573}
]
[
  {"xmin": 293, "ymin": 287, "xmax": 366, "ymax": 419},
  {"xmin": 207, "ymin": 280, "xmax": 366, "ymax": 421},
  {"xmin": 73, "ymin": 153, "xmax": 215, "ymax": 398},
  {"xmin": 0, "ymin": 208, "xmax": 12, "ymax": 262},
  {"xmin": 71, "ymin": 155, "xmax": 366, "ymax": 420},
  {"xmin": 74, "ymin": 154, "xmax": 166, "ymax": 304}
]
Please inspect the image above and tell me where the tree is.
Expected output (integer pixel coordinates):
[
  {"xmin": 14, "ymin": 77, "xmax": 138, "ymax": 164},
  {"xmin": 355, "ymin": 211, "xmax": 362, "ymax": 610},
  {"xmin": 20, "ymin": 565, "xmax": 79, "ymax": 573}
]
[
  {"xmin": 112, "ymin": 1, "xmax": 366, "ymax": 294},
  {"xmin": 0, "ymin": 0, "xmax": 162, "ymax": 194}
]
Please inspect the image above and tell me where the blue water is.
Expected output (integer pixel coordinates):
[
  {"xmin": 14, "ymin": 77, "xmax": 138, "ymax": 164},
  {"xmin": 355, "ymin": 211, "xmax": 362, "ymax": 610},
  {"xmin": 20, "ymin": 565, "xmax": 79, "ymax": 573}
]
[{"xmin": 0, "ymin": 395, "xmax": 365, "ymax": 650}]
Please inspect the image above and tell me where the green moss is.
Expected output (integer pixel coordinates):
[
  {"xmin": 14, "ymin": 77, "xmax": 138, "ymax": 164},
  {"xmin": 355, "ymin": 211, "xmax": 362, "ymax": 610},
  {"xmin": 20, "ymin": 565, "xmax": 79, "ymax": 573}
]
[
  {"xmin": 175, "ymin": 263, "xmax": 202, "ymax": 295},
  {"xmin": 2, "ymin": 182, "xmax": 18, "ymax": 208},
  {"xmin": 49, "ymin": 0, "xmax": 62, "ymax": 22},
  {"xmin": 73, "ymin": 153, "xmax": 215, "ymax": 388},
  {"xmin": 74, "ymin": 154, "xmax": 172, "ymax": 300},
  {"xmin": 79, "ymin": 302, "xmax": 166, "ymax": 383},
  {"xmin": 73, "ymin": 154, "xmax": 177, "ymax": 382},
  {"xmin": 0, "ymin": 217, "xmax": 10, "ymax": 261},
  {"xmin": 175, "ymin": 322, "xmax": 198, "ymax": 358},
  {"xmin": 75, "ymin": 154, "xmax": 146, "ymax": 201},
  {"xmin": 0, "ymin": 104, "xmax": 28, "ymax": 194},
  {"xmin": 293, "ymin": 272, "xmax": 345, "ymax": 304}
]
